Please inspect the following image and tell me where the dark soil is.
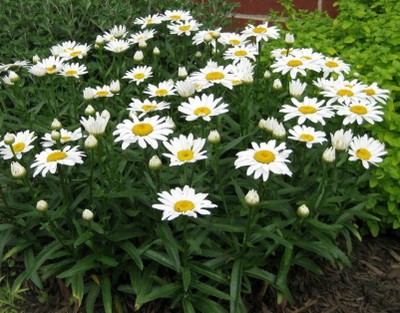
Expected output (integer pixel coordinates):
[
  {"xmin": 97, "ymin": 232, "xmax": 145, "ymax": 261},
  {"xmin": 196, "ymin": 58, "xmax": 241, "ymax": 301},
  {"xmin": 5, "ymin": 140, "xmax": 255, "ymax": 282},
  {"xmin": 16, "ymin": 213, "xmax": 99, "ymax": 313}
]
[{"xmin": 12, "ymin": 233, "xmax": 400, "ymax": 313}]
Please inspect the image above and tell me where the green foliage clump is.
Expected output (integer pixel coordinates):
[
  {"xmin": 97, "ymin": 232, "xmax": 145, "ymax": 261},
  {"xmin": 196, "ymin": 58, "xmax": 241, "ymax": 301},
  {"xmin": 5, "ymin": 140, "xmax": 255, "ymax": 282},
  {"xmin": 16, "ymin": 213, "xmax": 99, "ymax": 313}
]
[{"xmin": 281, "ymin": 0, "xmax": 400, "ymax": 234}]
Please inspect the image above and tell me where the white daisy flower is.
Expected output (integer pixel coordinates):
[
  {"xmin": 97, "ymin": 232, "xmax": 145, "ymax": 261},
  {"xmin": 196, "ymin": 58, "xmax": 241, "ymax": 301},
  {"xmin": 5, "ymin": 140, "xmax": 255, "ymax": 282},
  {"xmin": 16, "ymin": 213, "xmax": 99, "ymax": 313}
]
[
  {"xmin": 103, "ymin": 25, "xmax": 128, "ymax": 41},
  {"xmin": 113, "ymin": 115, "xmax": 174, "ymax": 149},
  {"xmin": 31, "ymin": 145, "xmax": 85, "ymax": 177},
  {"xmin": 35, "ymin": 56, "xmax": 65, "ymax": 75},
  {"xmin": 361, "ymin": 82, "xmax": 390, "ymax": 104},
  {"xmin": 270, "ymin": 54, "xmax": 321, "ymax": 79},
  {"xmin": 288, "ymin": 125, "xmax": 327, "ymax": 148},
  {"xmin": 348, "ymin": 134, "xmax": 386, "ymax": 169},
  {"xmin": 230, "ymin": 58, "xmax": 255, "ymax": 85},
  {"xmin": 319, "ymin": 78, "xmax": 368, "ymax": 105},
  {"xmin": 189, "ymin": 61, "xmax": 235, "ymax": 90},
  {"xmin": 128, "ymin": 98, "xmax": 170, "ymax": 118},
  {"xmin": 335, "ymin": 100, "xmax": 384, "ymax": 125},
  {"xmin": 163, "ymin": 10, "xmax": 192, "ymax": 22},
  {"xmin": 1, "ymin": 71, "xmax": 19, "ymax": 85},
  {"xmin": 223, "ymin": 44, "xmax": 258, "ymax": 64},
  {"xmin": 167, "ymin": 20, "xmax": 202, "ymax": 36},
  {"xmin": 134, "ymin": 14, "xmax": 163, "ymax": 29},
  {"xmin": 0, "ymin": 130, "xmax": 37, "ymax": 160},
  {"xmin": 192, "ymin": 28, "xmax": 222, "ymax": 46},
  {"xmin": 241, "ymin": 22, "xmax": 280, "ymax": 43},
  {"xmin": 234, "ymin": 140, "xmax": 292, "ymax": 182},
  {"xmin": 330, "ymin": 129, "xmax": 353, "ymax": 151},
  {"xmin": 175, "ymin": 79, "xmax": 197, "ymax": 98},
  {"xmin": 280, "ymin": 97, "xmax": 334, "ymax": 125},
  {"xmin": 0, "ymin": 60, "xmax": 30, "ymax": 72},
  {"xmin": 123, "ymin": 66, "xmax": 153, "ymax": 85},
  {"xmin": 129, "ymin": 29, "xmax": 156, "ymax": 45},
  {"xmin": 218, "ymin": 32, "xmax": 249, "ymax": 46},
  {"xmin": 53, "ymin": 41, "xmax": 91, "ymax": 60},
  {"xmin": 41, "ymin": 128, "xmax": 82, "ymax": 147},
  {"xmin": 59, "ymin": 63, "xmax": 88, "ymax": 78},
  {"xmin": 80, "ymin": 110, "xmax": 110, "ymax": 136},
  {"xmin": 104, "ymin": 39, "xmax": 131, "ymax": 53},
  {"xmin": 163, "ymin": 133, "xmax": 207, "ymax": 166},
  {"xmin": 178, "ymin": 94, "xmax": 229, "ymax": 122},
  {"xmin": 319, "ymin": 56, "xmax": 350, "ymax": 78},
  {"xmin": 292, "ymin": 48, "xmax": 325, "ymax": 63},
  {"xmin": 28, "ymin": 64, "xmax": 46, "ymax": 77},
  {"xmin": 152, "ymin": 185, "xmax": 217, "ymax": 221},
  {"xmin": 270, "ymin": 48, "xmax": 295, "ymax": 59},
  {"xmin": 144, "ymin": 80, "xmax": 177, "ymax": 98},
  {"xmin": 93, "ymin": 85, "xmax": 113, "ymax": 98}
]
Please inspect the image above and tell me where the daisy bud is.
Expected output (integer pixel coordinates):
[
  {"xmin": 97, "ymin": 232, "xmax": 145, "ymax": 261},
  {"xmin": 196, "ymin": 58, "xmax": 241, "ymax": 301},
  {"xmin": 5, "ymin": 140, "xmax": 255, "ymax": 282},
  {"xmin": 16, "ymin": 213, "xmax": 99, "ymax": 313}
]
[
  {"xmin": 32, "ymin": 55, "xmax": 41, "ymax": 64},
  {"xmin": 263, "ymin": 70, "xmax": 272, "ymax": 79},
  {"xmin": 212, "ymin": 31, "xmax": 221, "ymax": 39},
  {"xmin": 134, "ymin": 50, "xmax": 144, "ymax": 62},
  {"xmin": 322, "ymin": 147, "xmax": 336, "ymax": 163},
  {"xmin": 195, "ymin": 51, "xmax": 202, "ymax": 58},
  {"xmin": 149, "ymin": 155, "xmax": 162, "ymax": 170},
  {"xmin": 285, "ymin": 33, "xmax": 295, "ymax": 45},
  {"xmin": 204, "ymin": 33, "xmax": 213, "ymax": 43},
  {"xmin": 51, "ymin": 118, "xmax": 62, "ymax": 130},
  {"xmin": 138, "ymin": 39, "xmax": 147, "ymax": 49},
  {"xmin": 258, "ymin": 119, "xmax": 268, "ymax": 131},
  {"xmin": 150, "ymin": 47, "xmax": 159, "ymax": 57},
  {"xmin": 110, "ymin": 80, "xmax": 120, "ymax": 94},
  {"xmin": 94, "ymin": 44, "xmax": 101, "ymax": 50},
  {"xmin": 165, "ymin": 117, "xmax": 176, "ymax": 130},
  {"xmin": 178, "ymin": 67, "xmax": 188, "ymax": 79},
  {"xmin": 273, "ymin": 78, "xmax": 282, "ymax": 89},
  {"xmin": 4, "ymin": 133, "xmax": 15, "ymax": 145},
  {"xmin": 95, "ymin": 35, "xmax": 105, "ymax": 45},
  {"xmin": 36, "ymin": 200, "xmax": 49, "ymax": 213},
  {"xmin": 85, "ymin": 104, "xmax": 96, "ymax": 116},
  {"xmin": 272, "ymin": 123, "xmax": 286, "ymax": 139},
  {"xmin": 289, "ymin": 79, "xmax": 307, "ymax": 97},
  {"xmin": 9, "ymin": 71, "xmax": 20, "ymax": 83},
  {"xmin": 244, "ymin": 189, "xmax": 260, "ymax": 207},
  {"xmin": 353, "ymin": 72, "xmax": 360, "ymax": 78},
  {"xmin": 11, "ymin": 161, "xmax": 26, "ymax": 178},
  {"xmin": 297, "ymin": 204, "xmax": 309, "ymax": 218},
  {"xmin": 207, "ymin": 130, "xmax": 221, "ymax": 144},
  {"xmin": 84, "ymin": 134, "xmax": 98, "ymax": 149},
  {"xmin": 82, "ymin": 209, "xmax": 94, "ymax": 221},
  {"xmin": 51, "ymin": 130, "xmax": 61, "ymax": 141}
]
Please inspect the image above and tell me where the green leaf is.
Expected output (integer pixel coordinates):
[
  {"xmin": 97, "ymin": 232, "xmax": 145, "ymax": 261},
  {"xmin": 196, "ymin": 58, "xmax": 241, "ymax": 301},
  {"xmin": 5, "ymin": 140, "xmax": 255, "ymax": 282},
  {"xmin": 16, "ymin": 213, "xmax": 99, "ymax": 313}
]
[
  {"xmin": 341, "ymin": 20, "xmax": 353, "ymax": 29},
  {"xmin": 182, "ymin": 298, "xmax": 196, "ymax": 313},
  {"xmin": 26, "ymin": 241, "xmax": 62, "ymax": 280},
  {"xmin": 276, "ymin": 245, "xmax": 294, "ymax": 304},
  {"xmin": 294, "ymin": 257, "xmax": 323, "ymax": 275},
  {"xmin": 143, "ymin": 249, "xmax": 176, "ymax": 271},
  {"xmin": 138, "ymin": 282, "xmax": 181, "ymax": 305},
  {"xmin": 191, "ymin": 262, "xmax": 226, "ymax": 284},
  {"xmin": 84, "ymin": 283, "xmax": 100, "ymax": 313},
  {"xmin": 230, "ymin": 259, "xmax": 243, "ymax": 313},
  {"xmin": 57, "ymin": 256, "xmax": 97, "ymax": 279},
  {"xmin": 245, "ymin": 267, "xmax": 276, "ymax": 285},
  {"xmin": 343, "ymin": 36, "xmax": 356, "ymax": 43},
  {"xmin": 101, "ymin": 275, "xmax": 112, "ymax": 313},
  {"xmin": 182, "ymin": 267, "xmax": 191, "ymax": 292},
  {"xmin": 119, "ymin": 241, "xmax": 143, "ymax": 270},
  {"xmin": 193, "ymin": 296, "xmax": 228, "ymax": 313},
  {"xmin": 71, "ymin": 273, "xmax": 84, "ymax": 307},
  {"xmin": 192, "ymin": 281, "xmax": 230, "ymax": 301}
]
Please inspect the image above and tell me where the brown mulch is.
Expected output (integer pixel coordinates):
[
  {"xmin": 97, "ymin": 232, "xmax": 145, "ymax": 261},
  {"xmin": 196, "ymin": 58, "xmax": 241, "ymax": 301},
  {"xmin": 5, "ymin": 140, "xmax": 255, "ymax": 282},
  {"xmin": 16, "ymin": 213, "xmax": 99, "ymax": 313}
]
[{"xmin": 11, "ymin": 233, "xmax": 400, "ymax": 313}]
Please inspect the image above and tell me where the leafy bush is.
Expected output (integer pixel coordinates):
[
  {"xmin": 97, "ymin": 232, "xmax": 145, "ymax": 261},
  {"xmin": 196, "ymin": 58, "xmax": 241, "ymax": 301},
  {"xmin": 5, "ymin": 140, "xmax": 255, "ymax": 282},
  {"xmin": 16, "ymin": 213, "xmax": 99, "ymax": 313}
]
[
  {"xmin": 281, "ymin": 0, "xmax": 400, "ymax": 234},
  {"xmin": 0, "ymin": 1, "xmax": 390, "ymax": 312}
]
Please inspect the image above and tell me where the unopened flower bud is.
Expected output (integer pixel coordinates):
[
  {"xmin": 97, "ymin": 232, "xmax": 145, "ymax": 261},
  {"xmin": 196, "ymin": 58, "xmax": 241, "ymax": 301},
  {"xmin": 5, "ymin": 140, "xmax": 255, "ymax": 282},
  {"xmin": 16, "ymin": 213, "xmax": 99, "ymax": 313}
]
[
  {"xmin": 134, "ymin": 51, "xmax": 144, "ymax": 62},
  {"xmin": 297, "ymin": 204, "xmax": 309, "ymax": 217},
  {"xmin": 85, "ymin": 104, "xmax": 96, "ymax": 116},
  {"xmin": 195, "ymin": 51, "xmax": 202, "ymax": 58},
  {"xmin": 95, "ymin": 35, "xmax": 105, "ymax": 45},
  {"xmin": 212, "ymin": 31, "xmax": 221, "ymax": 39},
  {"xmin": 207, "ymin": 130, "xmax": 221, "ymax": 144},
  {"xmin": 84, "ymin": 134, "xmax": 98, "ymax": 149},
  {"xmin": 36, "ymin": 200, "xmax": 49, "ymax": 212},
  {"xmin": 51, "ymin": 118, "xmax": 62, "ymax": 130},
  {"xmin": 178, "ymin": 67, "xmax": 188, "ymax": 79},
  {"xmin": 153, "ymin": 47, "xmax": 160, "ymax": 55},
  {"xmin": 82, "ymin": 209, "xmax": 94, "ymax": 221},
  {"xmin": 285, "ymin": 33, "xmax": 295, "ymax": 45},
  {"xmin": 11, "ymin": 161, "xmax": 26, "ymax": 178},
  {"xmin": 110, "ymin": 80, "xmax": 120, "ymax": 94},
  {"xmin": 353, "ymin": 72, "xmax": 360, "ymax": 78},
  {"xmin": 149, "ymin": 155, "xmax": 162, "ymax": 170},
  {"xmin": 32, "ymin": 55, "xmax": 41, "ymax": 64},
  {"xmin": 138, "ymin": 40, "xmax": 147, "ymax": 49},
  {"xmin": 94, "ymin": 44, "xmax": 101, "ymax": 50},
  {"xmin": 258, "ymin": 119, "xmax": 268, "ymax": 130},
  {"xmin": 244, "ymin": 189, "xmax": 260, "ymax": 207},
  {"xmin": 204, "ymin": 33, "xmax": 213, "ymax": 43},
  {"xmin": 51, "ymin": 130, "xmax": 61, "ymax": 141},
  {"xmin": 4, "ymin": 133, "xmax": 15, "ymax": 145},
  {"xmin": 273, "ymin": 78, "xmax": 282, "ymax": 89},
  {"xmin": 272, "ymin": 124, "xmax": 286, "ymax": 139},
  {"xmin": 9, "ymin": 71, "xmax": 20, "ymax": 83},
  {"xmin": 322, "ymin": 147, "xmax": 336, "ymax": 163}
]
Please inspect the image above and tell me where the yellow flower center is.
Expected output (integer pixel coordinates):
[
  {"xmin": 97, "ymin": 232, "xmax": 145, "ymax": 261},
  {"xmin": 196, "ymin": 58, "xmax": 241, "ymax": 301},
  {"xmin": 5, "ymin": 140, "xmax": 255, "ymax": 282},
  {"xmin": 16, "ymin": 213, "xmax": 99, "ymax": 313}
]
[
  {"xmin": 350, "ymin": 105, "xmax": 368, "ymax": 115},
  {"xmin": 155, "ymin": 89, "xmax": 168, "ymax": 96},
  {"xmin": 133, "ymin": 73, "xmax": 145, "ymax": 80},
  {"xmin": 363, "ymin": 88, "xmax": 376, "ymax": 96},
  {"xmin": 174, "ymin": 200, "xmax": 195, "ymax": 212},
  {"xmin": 253, "ymin": 26, "xmax": 266, "ymax": 33},
  {"xmin": 96, "ymin": 91, "xmax": 110, "ymax": 97},
  {"xmin": 298, "ymin": 106, "xmax": 317, "ymax": 114},
  {"xmin": 253, "ymin": 150, "xmax": 275, "ymax": 164},
  {"xmin": 132, "ymin": 123, "xmax": 153, "ymax": 136},
  {"xmin": 356, "ymin": 148, "xmax": 371, "ymax": 160},
  {"xmin": 141, "ymin": 105, "xmax": 157, "ymax": 111},
  {"xmin": 205, "ymin": 71, "xmax": 225, "ymax": 81},
  {"xmin": 234, "ymin": 50, "xmax": 248, "ymax": 57},
  {"xmin": 12, "ymin": 142, "xmax": 25, "ymax": 153},
  {"xmin": 337, "ymin": 89, "xmax": 354, "ymax": 97},
  {"xmin": 177, "ymin": 150, "xmax": 194, "ymax": 161},
  {"xmin": 146, "ymin": 18, "xmax": 153, "ymax": 24},
  {"xmin": 170, "ymin": 15, "xmax": 181, "ymax": 20},
  {"xmin": 70, "ymin": 50, "xmax": 82, "ymax": 57},
  {"xmin": 179, "ymin": 25, "xmax": 191, "ymax": 32},
  {"xmin": 61, "ymin": 136, "xmax": 71, "ymax": 141},
  {"xmin": 300, "ymin": 134, "xmax": 315, "ymax": 142},
  {"xmin": 47, "ymin": 151, "xmax": 67, "ymax": 162},
  {"xmin": 46, "ymin": 66, "xmax": 57, "ymax": 73},
  {"xmin": 194, "ymin": 107, "xmax": 211, "ymax": 116},
  {"xmin": 325, "ymin": 61, "xmax": 339, "ymax": 68},
  {"xmin": 229, "ymin": 39, "xmax": 241, "ymax": 45},
  {"xmin": 287, "ymin": 60, "xmax": 303, "ymax": 67},
  {"xmin": 232, "ymin": 79, "xmax": 243, "ymax": 86},
  {"xmin": 65, "ymin": 70, "xmax": 78, "ymax": 76}
]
